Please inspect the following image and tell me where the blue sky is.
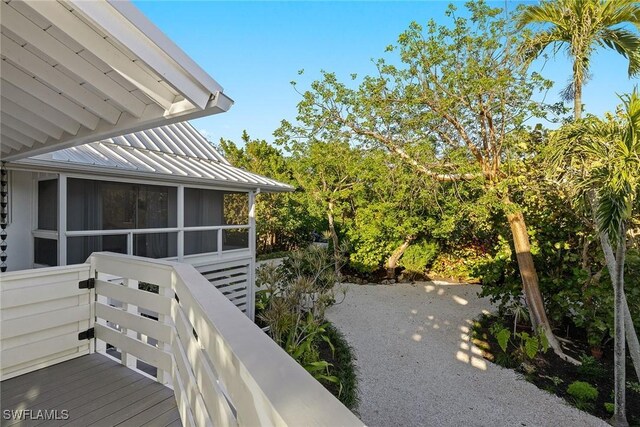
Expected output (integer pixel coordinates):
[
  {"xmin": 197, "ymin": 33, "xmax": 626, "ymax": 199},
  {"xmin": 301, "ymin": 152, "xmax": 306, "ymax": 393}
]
[{"xmin": 135, "ymin": 1, "xmax": 638, "ymax": 146}]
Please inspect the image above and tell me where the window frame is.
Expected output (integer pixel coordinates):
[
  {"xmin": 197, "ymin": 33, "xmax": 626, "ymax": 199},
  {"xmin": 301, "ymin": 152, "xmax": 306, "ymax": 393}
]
[{"xmin": 55, "ymin": 172, "xmax": 251, "ymax": 266}]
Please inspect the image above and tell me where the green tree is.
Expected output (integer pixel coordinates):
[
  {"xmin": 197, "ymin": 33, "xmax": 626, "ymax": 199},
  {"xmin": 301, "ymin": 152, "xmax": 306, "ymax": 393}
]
[
  {"xmin": 518, "ymin": 0, "xmax": 640, "ymax": 120},
  {"xmin": 286, "ymin": 139, "xmax": 363, "ymax": 272},
  {"xmin": 519, "ymin": 0, "xmax": 640, "ymax": 405},
  {"xmin": 278, "ymin": 1, "xmax": 576, "ymax": 361},
  {"xmin": 219, "ymin": 132, "xmax": 320, "ymax": 253},
  {"xmin": 552, "ymin": 90, "xmax": 640, "ymax": 426}
]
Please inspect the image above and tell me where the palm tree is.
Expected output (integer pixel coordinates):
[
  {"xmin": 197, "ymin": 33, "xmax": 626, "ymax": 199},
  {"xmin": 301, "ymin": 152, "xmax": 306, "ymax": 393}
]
[
  {"xmin": 553, "ymin": 89, "xmax": 640, "ymax": 426},
  {"xmin": 518, "ymin": 0, "xmax": 640, "ymax": 120}
]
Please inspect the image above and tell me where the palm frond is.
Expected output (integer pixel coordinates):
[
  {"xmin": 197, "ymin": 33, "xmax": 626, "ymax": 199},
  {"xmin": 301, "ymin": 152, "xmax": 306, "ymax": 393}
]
[{"xmin": 600, "ymin": 27, "xmax": 640, "ymax": 76}]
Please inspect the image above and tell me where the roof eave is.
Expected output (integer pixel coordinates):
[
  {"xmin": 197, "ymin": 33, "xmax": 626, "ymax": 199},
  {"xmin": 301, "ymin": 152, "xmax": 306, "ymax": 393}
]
[
  {"xmin": 3, "ymin": 92, "xmax": 233, "ymax": 162},
  {"xmin": 9, "ymin": 157, "xmax": 294, "ymax": 193}
]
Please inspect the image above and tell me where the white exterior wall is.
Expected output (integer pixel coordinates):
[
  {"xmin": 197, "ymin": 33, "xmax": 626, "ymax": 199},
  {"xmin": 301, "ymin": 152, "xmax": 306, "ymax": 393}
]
[{"xmin": 5, "ymin": 170, "xmax": 35, "ymax": 272}]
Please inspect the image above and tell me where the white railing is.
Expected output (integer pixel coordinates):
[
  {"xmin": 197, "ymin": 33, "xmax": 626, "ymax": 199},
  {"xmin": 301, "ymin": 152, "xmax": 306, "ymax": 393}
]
[
  {"xmin": 0, "ymin": 264, "xmax": 94, "ymax": 379},
  {"xmin": 0, "ymin": 253, "xmax": 363, "ymax": 427}
]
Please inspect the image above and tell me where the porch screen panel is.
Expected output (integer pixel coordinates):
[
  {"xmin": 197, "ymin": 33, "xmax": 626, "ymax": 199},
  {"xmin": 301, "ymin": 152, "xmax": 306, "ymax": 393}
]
[
  {"xmin": 134, "ymin": 232, "xmax": 177, "ymax": 258},
  {"xmin": 67, "ymin": 235, "xmax": 127, "ymax": 264},
  {"xmin": 66, "ymin": 179, "xmax": 177, "ymax": 260},
  {"xmin": 37, "ymin": 179, "xmax": 57, "ymax": 231},
  {"xmin": 184, "ymin": 188, "xmax": 223, "ymax": 255}
]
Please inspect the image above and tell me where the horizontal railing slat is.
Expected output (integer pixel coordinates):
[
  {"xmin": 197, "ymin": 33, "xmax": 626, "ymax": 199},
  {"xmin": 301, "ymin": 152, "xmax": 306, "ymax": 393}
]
[
  {"xmin": 171, "ymin": 337, "xmax": 215, "ymax": 427},
  {"xmin": 93, "ymin": 252, "xmax": 174, "ymax": 286},
  {"xmin": 1, "ymin": 305, "xmax": 90, "ymax": 340},
  {"xmin": 208, "ymin": 274, "xmax": 248, "ymax": 288},
  {"xmin": 1, "ymin": 281, "xmax": 88, "ymax": 309},
  {"xmin": 1, "ymin": 332, "xmax": 87, "ymax": 370},
  {"xmin": 95, "ymin": 302, "xmax": 172, "ymax": 344},
  {"xmin": 95, "ymin": 280, "xmax": 171, "ymax": 315},
  {"xmin": 94, "ymin": 324, "xmax": 172, "ymax": 373},
  {"xmin": 172, "ymin": 301, "xmax": 237, "ymax": 427}
]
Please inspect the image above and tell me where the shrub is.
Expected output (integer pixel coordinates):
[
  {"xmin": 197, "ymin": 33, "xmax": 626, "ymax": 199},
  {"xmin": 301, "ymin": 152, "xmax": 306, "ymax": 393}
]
[
  {"xmin": 324, "ymin": 324, "xmax": 359, "ymax": 410},
  {"xmin": 399, "ymin": 240, "xmax": 438, "ymax": 273},
  {"xmin": 567, "ymin": 381, "xmax": 598, "ymax": 411},
  {"xmin": 577, "ymin": 355, "xmax": 607, "ymax": 381},
  {"xmin": 256, "ymin": 246, "xmax": 344, "ymax": 384}
]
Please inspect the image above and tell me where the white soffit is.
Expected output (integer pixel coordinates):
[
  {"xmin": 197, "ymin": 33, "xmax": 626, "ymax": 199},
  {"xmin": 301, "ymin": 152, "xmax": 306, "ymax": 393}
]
[{"xmin": 0, "ymin": 0, "xmax": 233, "ymax": 160}]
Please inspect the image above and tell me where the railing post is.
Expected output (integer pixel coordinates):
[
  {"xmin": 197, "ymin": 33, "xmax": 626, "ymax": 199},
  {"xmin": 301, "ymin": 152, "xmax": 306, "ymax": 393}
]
[
  {"xmin": 217, "ymin": 228, "xmax": 223, "ymax": 257},
  {"xmin": 121, "ymin": 278, "xmax": 138, "ymax": 370},
  {"xmin": 127, "ymin": 232, "xmax": 133, "ymax": 255},
  {"xmin": 156, "ymin": 277, "xmax": 174, "ymax": 386},
  {"xmin": 58, "ymin": 174, "xmax": 67, "ymax": 266},
  {"xmin": 248, "ymin": 190, "xmax": 257, "ymax": 321},
  {"xmin": 177, "ymin": 185, "xmax": 184, "ymax": 262}
]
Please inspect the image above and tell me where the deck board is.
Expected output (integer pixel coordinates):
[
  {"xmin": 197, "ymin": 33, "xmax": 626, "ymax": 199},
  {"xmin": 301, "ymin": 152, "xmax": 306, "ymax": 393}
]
[{"xmin": 0, "ymin": 354, "xmax": 181, "ymax": 427}]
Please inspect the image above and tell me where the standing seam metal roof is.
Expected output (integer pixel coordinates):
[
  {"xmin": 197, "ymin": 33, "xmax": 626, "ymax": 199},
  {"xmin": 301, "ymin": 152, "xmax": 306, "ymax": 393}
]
[{"xmin": 23, "ymin": 122, "xmax": 293, "ymax": 192}]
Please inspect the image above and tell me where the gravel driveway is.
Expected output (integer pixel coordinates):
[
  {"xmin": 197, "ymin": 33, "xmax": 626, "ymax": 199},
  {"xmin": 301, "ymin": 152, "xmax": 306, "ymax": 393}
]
[{"xmin": 326, "ymin": 282, "xmax": 607, "ymax": 427}]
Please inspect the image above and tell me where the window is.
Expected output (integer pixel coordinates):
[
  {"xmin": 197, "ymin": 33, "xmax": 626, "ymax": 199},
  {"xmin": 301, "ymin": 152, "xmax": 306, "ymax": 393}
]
[
  {"xmin": 37, "ymin": 179, "xmax": 57, "ymax": 231},
  {"xmin": 67, "ymin": 179, "xmax": 177, "ymax": 231},
  {"xmin": 34, "ymin": 179, "xmax": 58, "ymax": 266},
  {"xmin": 34, "ymin": 238, "xmax": 57, "ymax": 266},
  {"xmin": 66, "ymin": 179, "xmax": 177, "ymax": 262}
]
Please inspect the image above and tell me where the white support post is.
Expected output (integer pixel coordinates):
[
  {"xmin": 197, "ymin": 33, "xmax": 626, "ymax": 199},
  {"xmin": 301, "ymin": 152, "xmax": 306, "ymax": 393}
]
[
  {"xmin": 94, "ymin": 271, "xmax": 107, "ymax": 355},
  {"xmin": 248, "ymin": 190, "xmax": 257, "ymax": 321},
  {"xmin": 217, "ymin": 228, "xmax": 223, "ymax": 258},
  {"xmin": 177, "ymin": 185, "xmax": 184, "ymax": 262},
  {"xmin": 121, "ymin": 278, "xmax": 138, "ymax": 369},
  {"xmin": 127, "ymin": 232, "xmax": 133, "ymax": 255},
  {"xmin": 58, "ymin": 174, "xmax": 67, "ymax": 266},
  {"xmin": 156, "ymin": 282, "xmax": 173, "ymax": 386}
]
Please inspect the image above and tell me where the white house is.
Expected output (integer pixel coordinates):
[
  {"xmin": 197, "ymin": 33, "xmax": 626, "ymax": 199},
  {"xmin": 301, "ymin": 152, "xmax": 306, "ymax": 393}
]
[
  {"xmin": 0, "ymin": 1, "xmax": 362, "ymax": 425},
  {"xmin": 4, "ymin": 121, "xmax": 292, "ymax": 316}
]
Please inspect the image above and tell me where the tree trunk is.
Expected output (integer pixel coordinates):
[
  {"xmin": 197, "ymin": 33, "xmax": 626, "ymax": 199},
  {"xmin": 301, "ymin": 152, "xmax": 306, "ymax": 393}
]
[
  {"xmin": 506, "ymin": 207, "xmax": 577, "ymax": 363},
  {"xmin": 612, "ymin": 226, "xmax": 629, "ymax": 427},
  {"xmin": 386, "ymin": 236, "xmax": 414, "ymax": 278},
  {"xmin": 327, "ymin": 201, "xmax": 340, "ymax": 273},
  {"xmin": 590, "ymin": 194, "xmax": 640, "ymax": 382},
  {"xmin": 574, "ymin": 65, "xmax": 583, "ymax": 120}
]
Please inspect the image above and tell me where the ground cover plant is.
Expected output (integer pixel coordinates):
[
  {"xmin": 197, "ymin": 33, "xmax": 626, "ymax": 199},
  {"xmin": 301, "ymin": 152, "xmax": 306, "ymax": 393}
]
[
  {"xmin": 255, "ymin": 246, "xmax": 358, "ymax": 409},
  {"xmin": 473, "ymin": 313, "xmax": 640, "ymax": 424}
]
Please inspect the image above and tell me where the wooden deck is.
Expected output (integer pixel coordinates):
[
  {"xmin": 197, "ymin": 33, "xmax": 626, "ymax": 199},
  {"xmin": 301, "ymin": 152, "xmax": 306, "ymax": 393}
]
[{"xmin": 0, "ymin": 354, "xmax": 181, "ymax": 427}]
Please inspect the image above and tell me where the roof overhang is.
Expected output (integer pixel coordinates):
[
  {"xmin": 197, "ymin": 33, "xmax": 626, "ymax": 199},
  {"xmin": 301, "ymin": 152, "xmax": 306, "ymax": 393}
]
[{"xmin": 0, "ymin": 0, "xmax": 233, "ymax": 160}]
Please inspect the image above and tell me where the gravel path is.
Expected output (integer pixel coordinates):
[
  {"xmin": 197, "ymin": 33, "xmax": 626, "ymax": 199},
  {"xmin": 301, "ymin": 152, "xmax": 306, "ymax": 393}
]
[{"xmin": 326, "ymin": 282, "xmax": 607, "ymax": 427}]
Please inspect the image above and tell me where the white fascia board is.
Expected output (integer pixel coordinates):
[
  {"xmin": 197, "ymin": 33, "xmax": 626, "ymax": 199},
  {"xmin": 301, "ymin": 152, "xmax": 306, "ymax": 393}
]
[
  {"xmin": 69, "ymin": 0, "xmax": 220, "ymax": 111},
  {"xmin": 2, "ymin": 92, "xmax": 234, "ymax": 161},
  {"xmin": 105, "ymin": 0, "xmax": 224, "ymax": 96},
  {"xmin": 8, "ymin": 159, "xmax": 295, "ymax": 193}
]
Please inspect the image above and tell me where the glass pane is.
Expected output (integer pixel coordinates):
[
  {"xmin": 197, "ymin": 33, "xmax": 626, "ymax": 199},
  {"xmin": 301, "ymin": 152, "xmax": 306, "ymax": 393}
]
[
  {"xmin": 184, "ymin": 188, "xmax": 223, "ymax": 227},
  {"xmin": 67, "ymin": 235, "xmax": 127, "ymax": 264},
  {"xmin": 223, "ymin": 192, "xmax": 248, "ymax": 225},
  {"xmin": 137, "ymin": 186, "xmax": 176, "ymax": 228},
  {"xmin": 34, "ymin": 238, "xmax": 57, "ymax": 266},
  {"xmin": 223, "ymin": 228, "xmax": 249, "ymax": 250},
  {"xmin": 37, "ymin": 180, "xmax": 57, "ymax": 231},
  {"xmin": 184, "ymin": 230, "xmax": 218, "ymax": 255},
  {"xmin": 101, "ymin": 182, "xmax": 136, "ymax": 230},
  {"xmin": 68, "ymin": 179, "xmax": 176, "ymax": 231},
  {"xmin": 134, "ymin": 233, "xmax": 177, "ymax": 259}
]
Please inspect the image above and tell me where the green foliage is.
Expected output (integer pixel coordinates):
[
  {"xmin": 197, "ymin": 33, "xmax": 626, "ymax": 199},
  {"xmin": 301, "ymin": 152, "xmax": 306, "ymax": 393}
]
[
  {"xmin": 398, "ymin": 240, "xmax": 439, "ymax": 274},
  {"xmin": 490, "ymin": 324, "xmax": 549, "ymax": 361},
  {"xmin": 567, "ymin": 381, "xmax": 599, "ymax": 411},
  {"xmin": 496, "ymin": 328, "xmax": 510, "ymax": 353},
  {"xmin": 605, "ymin": 402, "xmax": 615, "ymax": 414},
  {"xmin": 324, "ymin": 324, "xmax": 360, "ymax": 410},
  {"xmin": 577, "ymin": 355, "xmax": 607, "ymax": 381},
  {"xmin": 628, "ymin": 381, "xmax": 640, "ymax": 394},
  {"xmin": 256, "ymin": 246, "xmax": 343, "ymax": 385}
]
